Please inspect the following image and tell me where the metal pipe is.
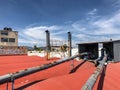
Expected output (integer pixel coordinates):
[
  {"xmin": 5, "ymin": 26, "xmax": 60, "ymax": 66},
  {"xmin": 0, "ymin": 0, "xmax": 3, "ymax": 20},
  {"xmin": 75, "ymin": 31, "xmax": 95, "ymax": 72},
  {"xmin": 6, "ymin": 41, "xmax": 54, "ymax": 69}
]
[
  {"xmin": 68, "ymin": 32, "xmax": 72, "ymax": 57},
  {"xmin": 45, "ymin": 30, "xmax": 51, "ymax": 60},
  {"xmin": 0, "ymin": 54, "xmax": 81, "ymax": 84},
  {"xmin": 10, "ymin": 74, "xmax": 14, "ymax": 90},
  {"xmin": 81, "ymin": 55, "xmax": 107, "ymax": 90}
]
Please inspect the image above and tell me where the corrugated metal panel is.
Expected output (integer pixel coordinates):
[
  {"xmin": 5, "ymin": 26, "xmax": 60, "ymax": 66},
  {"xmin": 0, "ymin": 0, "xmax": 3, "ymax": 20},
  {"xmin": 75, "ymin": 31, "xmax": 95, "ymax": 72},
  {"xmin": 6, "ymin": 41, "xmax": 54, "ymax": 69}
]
[{"xmin": 113, "ymin": 41, "xmax": 120, "ymax": 62}]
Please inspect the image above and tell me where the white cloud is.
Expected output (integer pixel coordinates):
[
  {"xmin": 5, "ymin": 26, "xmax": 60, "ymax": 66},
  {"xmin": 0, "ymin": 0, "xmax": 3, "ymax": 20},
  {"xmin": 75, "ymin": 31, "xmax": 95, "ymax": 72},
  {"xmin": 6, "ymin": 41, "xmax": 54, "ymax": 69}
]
[
  {"xmin": 74, "ymin": 33, "xmax": 87, "ymax": 38},
  {"xmin": 86, "ymin": 8, "xmax": 100, "ymax": 21},
  {"xmin": 71, "ymin": 9, "xmax": 120, "ymax": 42},
  {"xmin": 72, "ymin": 23, "xmax": 86, "ymax": 31},
  {"xmin": 18, "ymin": 25, "xmax": 66, "ymax": 46},
  {"xmin": 93, "ymin": 11, "xmax": 120, "ymax": 35},
  {"xmin": 18, "ymin": 9, "xmax": 120, "ymax": 46},
  {"xmin": 23, "ymin": 25, "xmax": 62, "ymax": 39},
  {"xmin": 88, "ymin": 8, "xmax": 97, "ymax": 15},
  {"xmin": 112, "ymin": 0, "xmax": 120, "ymax": 8},
  {"xmin": 75, "ymin": 10, "xmax": 120, "ymax": 36}
]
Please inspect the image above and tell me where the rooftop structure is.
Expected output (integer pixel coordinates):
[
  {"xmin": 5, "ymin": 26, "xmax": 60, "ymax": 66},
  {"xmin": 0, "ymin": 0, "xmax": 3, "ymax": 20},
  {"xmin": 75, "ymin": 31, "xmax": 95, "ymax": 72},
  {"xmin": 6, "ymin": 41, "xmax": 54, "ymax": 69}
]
[{"xmin": 77, "ymin": 39, "xmax": 120, "ymax": 62}]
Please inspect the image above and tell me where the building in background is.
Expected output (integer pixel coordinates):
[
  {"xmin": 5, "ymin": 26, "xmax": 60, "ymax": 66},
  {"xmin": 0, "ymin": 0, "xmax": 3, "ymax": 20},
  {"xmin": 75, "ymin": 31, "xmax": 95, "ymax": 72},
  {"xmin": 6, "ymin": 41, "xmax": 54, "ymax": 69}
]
[
  {"xmin": 0, "ymin": 27, "xmax": 18, "ymax": 46},
  {"xmin": 0, "ymin": 27, "xmax": 27, "ymax": 55}
]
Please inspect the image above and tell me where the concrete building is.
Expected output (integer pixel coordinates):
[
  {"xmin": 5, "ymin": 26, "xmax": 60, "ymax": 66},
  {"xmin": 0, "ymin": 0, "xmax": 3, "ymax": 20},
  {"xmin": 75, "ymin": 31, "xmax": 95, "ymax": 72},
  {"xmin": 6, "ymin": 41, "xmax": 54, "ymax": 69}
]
[
  {"xmin": 0, "ymin": 27, "xmax": 18, "ymax": 46},
  {"xmin": 0, "ymin": 27, "xmax": 27, "ymax": 55},
  {"xmin": 77, "ymin": 40, "xmax": 120, "ymax": 62}
]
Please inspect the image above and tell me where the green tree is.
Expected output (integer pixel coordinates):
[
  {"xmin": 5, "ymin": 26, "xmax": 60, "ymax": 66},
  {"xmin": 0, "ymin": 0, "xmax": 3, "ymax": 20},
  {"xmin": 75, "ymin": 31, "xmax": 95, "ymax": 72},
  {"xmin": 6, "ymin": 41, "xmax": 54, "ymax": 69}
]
[
  {"xmin": 34, "ymin": 45, "xmax": 37, "ymax": 50},
  {"xmin": 60, "ymin": 44, "xmax": 67, "ymax": 52}
]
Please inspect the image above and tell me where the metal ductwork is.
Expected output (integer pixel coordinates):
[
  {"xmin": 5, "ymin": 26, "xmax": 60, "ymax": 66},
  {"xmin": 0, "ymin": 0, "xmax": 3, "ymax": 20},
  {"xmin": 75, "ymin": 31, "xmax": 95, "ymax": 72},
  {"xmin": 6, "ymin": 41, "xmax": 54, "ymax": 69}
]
[{"xmin": 0, "ymin": 54, "xmax": 81, "ymax": 84}]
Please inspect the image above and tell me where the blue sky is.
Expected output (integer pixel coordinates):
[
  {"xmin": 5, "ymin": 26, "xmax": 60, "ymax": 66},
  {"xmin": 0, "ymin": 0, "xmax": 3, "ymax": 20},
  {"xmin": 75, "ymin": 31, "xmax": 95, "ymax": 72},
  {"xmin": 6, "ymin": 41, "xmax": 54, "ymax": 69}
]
[{"xmin": 0, "ymin": 0, "xmax": 120, "ymax": 46}]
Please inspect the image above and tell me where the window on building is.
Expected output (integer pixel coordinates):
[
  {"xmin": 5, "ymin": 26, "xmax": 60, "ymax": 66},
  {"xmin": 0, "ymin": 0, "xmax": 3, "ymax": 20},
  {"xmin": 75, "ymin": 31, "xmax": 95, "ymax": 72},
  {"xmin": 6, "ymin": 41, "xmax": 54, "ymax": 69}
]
[
  {"xmin": 1, "ymin": 31, "xmax": 8, "ymax": 35},
  {"xmin": 9, "ymin": 38, "xmax": 15, "ymax": 42},
  {"xmin": 1, "ymin": 38, "xmax": 8, "ymax": 42}
]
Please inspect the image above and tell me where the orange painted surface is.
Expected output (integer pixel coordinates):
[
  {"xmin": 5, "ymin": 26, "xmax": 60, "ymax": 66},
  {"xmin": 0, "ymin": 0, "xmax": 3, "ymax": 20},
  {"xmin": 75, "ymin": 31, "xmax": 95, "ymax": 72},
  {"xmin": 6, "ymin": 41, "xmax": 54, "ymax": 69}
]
[
  {"xmin": 0, "ymin": 56, "xmax": 58, "ymax": 75},
  {"xmin": 0, "ymin": 55, "xmax": 120, "ymax": 90},
  {"xmin": 25, "ymin": 62, "xmax": 95, "ymax": 90},
  {"xmin": 0, "ymin": 55, "xmax": 94, "ymax": 89},
  {"xmin": 93, "ymin": 62, "xmax": 120, "ymax": 90},
  {"xmin": 25, "ymin": 62, "xmax": 120, "ymax": 90},
  {"xmin": 0, "ymin": 55, "xmax": 60, "ymax": 89}
]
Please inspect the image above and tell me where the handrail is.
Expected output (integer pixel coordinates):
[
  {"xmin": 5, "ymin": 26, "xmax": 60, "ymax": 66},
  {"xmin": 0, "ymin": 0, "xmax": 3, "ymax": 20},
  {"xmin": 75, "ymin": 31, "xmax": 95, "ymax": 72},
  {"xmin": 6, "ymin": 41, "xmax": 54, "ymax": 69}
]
[
  {"xmin": 0, "ymin": 54, "xmax": 81, "ymax": 84},
  {"xmin": 81, "ymin": 55, "xmax": 107, "ymax": 90}
]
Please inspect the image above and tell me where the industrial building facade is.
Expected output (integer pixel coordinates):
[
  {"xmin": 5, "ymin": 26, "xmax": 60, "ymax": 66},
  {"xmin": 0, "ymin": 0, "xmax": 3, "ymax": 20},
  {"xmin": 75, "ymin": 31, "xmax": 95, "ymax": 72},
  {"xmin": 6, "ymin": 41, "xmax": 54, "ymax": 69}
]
[
  {"xmin": 0, "ymin": 27, "xmax": 18, "ymax": 46},
  {"xmin": 77, "ymin": 40, "xmax": 120, "ymax": 62}
]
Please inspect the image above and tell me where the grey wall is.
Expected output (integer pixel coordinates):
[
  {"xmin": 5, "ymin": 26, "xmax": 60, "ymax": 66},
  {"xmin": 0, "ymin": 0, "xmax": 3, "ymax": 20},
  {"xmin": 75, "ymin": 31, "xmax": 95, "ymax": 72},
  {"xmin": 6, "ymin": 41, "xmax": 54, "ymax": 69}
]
[{"xmin": 113, "ymin": 41, "xmax": 120, "ymax": 62}]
